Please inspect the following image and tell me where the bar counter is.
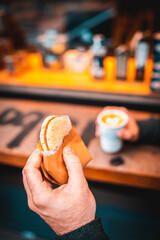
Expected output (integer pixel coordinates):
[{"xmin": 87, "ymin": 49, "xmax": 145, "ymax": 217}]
[
  {"xmin": 0, "ymin": 67, "xmax": 160, "ymax": 110},
  {"xmin": 0, "ymin": 97, "xmax": 160, "ymax": 190}
]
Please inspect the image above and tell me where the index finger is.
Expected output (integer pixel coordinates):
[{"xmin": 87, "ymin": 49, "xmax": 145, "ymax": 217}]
[
  {"xmin": 23, "ymin": 149, "xmax": 49, "ymax": 196},
  {"xmin": 26, "ymin": 148, "xmax": 42, "ymax": 168}
]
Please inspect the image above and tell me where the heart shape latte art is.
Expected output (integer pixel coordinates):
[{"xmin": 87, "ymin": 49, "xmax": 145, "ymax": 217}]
[{"xmin": 106, "ymin": 117, "xmax": 119, "ymax": 125}]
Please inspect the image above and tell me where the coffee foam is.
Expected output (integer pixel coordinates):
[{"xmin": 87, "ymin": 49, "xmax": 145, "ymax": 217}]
[
  {"xmin": 102, "ymin": 114, "xmax": 124, "ymax": 126},
  {"xmin": 97, "ymin": 109, "xmax": 129, "ymax": 129}
]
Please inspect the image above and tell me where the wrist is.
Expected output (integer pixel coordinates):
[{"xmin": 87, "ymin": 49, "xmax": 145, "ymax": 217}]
[
  {"xmin": 56, "ymin": 216, "xmax": 96, "ymax": 236},
  {"xmin": 55, "ymin": 218, "xmax": 109, "ymax": 240}
]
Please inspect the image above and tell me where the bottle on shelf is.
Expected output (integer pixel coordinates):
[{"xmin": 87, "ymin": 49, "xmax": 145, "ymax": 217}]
[
  {"xmin": 90, "ymin": 34, "xmax": 107, "ymax": 80},
  {"xmin": 37, "ymin": 30, "xmax": 62, "ymax": 69},
  {"xmin": 133, "ymin": 19, "xmax": 152, "ymax": 81},
  {"xmin": 150, "ymin": 21, "xmax": 160, "ymax": 92},
  {"xmin": 115, "ymin": 33, "xmax": 129, "ymax": 80},
  {"xmin": 103, "ymin": 41, "xmax": 116, "ymax": 82},
  {"xmin": 0, "ymin": 5, "xmax": 26, "ymax": 50},
  {"xmin": 126, "ymin": 51, "xmax": 136, "ymax": 82}
]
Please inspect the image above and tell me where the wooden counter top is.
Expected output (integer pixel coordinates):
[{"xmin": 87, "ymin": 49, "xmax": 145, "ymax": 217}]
[{"xmin": 0, "ymin": 98, "xmax": 160, "ymax": 189}]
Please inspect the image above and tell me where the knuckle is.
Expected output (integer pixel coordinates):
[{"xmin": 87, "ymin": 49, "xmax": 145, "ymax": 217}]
[
  {"xmin": 22, "ymin": 166, "xmax": 27, "ymax": 176},
  {"xmin": 33, "ymin": 195, "xmax": 40, "ymax": 207},
  {"xmin": 69, "ymin": 155, "xmax": 81, "ymax": 164},
  {"xmin": 28, "ymin": 200, "xmax": 35, "ymax": 211},
  {"xmin": 33, "ymin": 195, "xmax": 44, "ymax": 209},
  {"xmin": 23, "ymin": 166, "xmax": 30, "ymax": 178},
  {"xmin": 73, "ymin": 154, "xmax": 81, "ymax": 163}
]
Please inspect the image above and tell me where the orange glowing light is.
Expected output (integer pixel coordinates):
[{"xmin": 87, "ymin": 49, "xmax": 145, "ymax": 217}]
[
  {"xmin": 104, "ymin": 56, "xmax": 116, "ymax": 81},
  {"xmin": 127, "ymin": 57, "xmax": 136, "ymax": 82},
  {"xmin": 144, "ymin": 58, "xmax": 153, "ymax": 83},
  {"xmin": 27, "ymin": 53, "xmax": 43, "ymax": 70}
]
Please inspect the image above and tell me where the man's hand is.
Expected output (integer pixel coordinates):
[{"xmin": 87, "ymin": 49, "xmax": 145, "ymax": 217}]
[
  {"xmin": 22, "ymin": 146, "xmax": 96, "ymax": 236},
  {"xmin": 96, "ymin": 106, "xmax": 140, "ymax": 142}
]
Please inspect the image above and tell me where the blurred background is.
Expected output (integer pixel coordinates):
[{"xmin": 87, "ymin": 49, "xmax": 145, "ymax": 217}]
[
  {"xmin": 0, "ymin": 0, "xmax": 160, "ymax": 240},
  {"xmin": 0, "ymin": 0, "xmax": 160, "ymax": 97}
]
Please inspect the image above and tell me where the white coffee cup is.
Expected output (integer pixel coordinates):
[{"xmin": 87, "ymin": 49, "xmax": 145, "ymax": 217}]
[{"xmin": 97, "ymin": 109, "xmax": 129, "ymax": 153}]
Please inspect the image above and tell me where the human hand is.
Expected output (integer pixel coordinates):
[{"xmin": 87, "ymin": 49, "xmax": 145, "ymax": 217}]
[
  {"xmin": 22, "ymin": 146, "xmax": 96, "ymax": 236},
  {"xmin": 95, "ymin": 106, "xmax": 140, "ymax": 142}
]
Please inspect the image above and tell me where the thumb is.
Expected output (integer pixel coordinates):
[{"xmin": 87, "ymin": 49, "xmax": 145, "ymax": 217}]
[{"xmin": 63, "ymin": 146, "xmax": 85, "ymax": 186}]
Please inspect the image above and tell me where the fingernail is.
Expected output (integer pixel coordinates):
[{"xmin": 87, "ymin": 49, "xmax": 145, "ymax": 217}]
[{"xmin": 64, "ymin": 146, "xmax": 73, "ymax": 154}]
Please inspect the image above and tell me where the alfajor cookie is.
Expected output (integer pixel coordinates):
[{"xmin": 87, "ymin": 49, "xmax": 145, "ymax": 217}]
[{"xmin": 38, "ymin": 115, "xmax": 92, "ymax": 185}]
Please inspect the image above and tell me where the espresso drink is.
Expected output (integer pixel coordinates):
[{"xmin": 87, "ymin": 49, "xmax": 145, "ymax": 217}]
[
  {"xmin": 102, "ymin": 114, "xmax": 124, "ymax": 127},
  {"xmin": 97, "ymin": 109, "xmax": 129, "ymax": 153}
]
